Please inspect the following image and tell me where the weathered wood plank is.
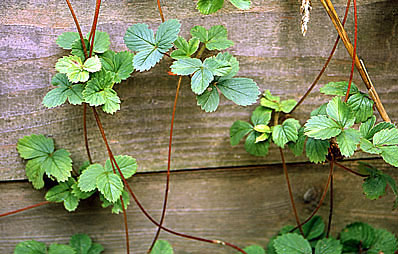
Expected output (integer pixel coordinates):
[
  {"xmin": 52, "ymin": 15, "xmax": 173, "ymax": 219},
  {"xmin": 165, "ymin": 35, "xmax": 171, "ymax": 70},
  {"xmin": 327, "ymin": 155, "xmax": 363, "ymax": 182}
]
[
  {"xmin": 1, "ymin": 0, "xmax": 397, "ymax": 180},
  {"xmin": 0, "ymin": 159, "xmax": 397, "ymax": 253}
]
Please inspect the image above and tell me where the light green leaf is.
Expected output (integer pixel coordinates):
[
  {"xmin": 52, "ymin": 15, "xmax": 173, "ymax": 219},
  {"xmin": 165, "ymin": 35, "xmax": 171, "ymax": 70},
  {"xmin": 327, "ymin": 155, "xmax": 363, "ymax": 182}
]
[
  {"xmin": 217, "ymin": 78, "xmax": 260, "ymax": 106},
  {"xmin": 96, "ymin": 171, "xmax": 124, "ymax": 203},
  {"xmin": 56, "ymin": 32, "xmax": 80, "ymax": 50},
  {"xmin": 42, "ymin": 149, "xmax": 73, "ymax": 182},
  {"xmin": 274, "ymin": 233, "xmax": 312, "ymax": 254},
  {"xmin": 228, "ymin": 0, "xmax": 251, "ymax": 9},
  {"xmin": 100, "ymin": 51, "xmax": 134, "ymax": 83},
  {"xmin": 241, "ymin": 245, "xmax": 265, "ymax": 254},
  {"xmin": 347, "ymin": 93, "xmax": 373, "ymax": 123},
  {"xmin": 315, "ymin": 238, "xmax": 342, "ymax": 254},
  {"xmin": 288, "ymin": 127, "xmax": 306, "ymax": 156},
  {"xmin": 190, "ymin": 25, "xmax": 233, "ymax": 50},
  {"xmin": 336, "ymin": 128, "xmax": 360, "ymax": 157},
  {"xmin": 86, "ymin": 31, "xmax": 110, "ymax": 53},
  {"xmin": 260, "ymin": 97, "xmax": 280, "ymax": 111},
  {"xmin": 100, "ymin": 189, "xmax": 130, "ymax": 214},
  {"xmin": 196, "ymin": 84, "xmax": 220, "ymax": 112},
  {"xmin": 204, "ymin": 57, "xmax": 232, "ymax": 76},
  {"xmin": 306, "ymin": 138, "xmax": 329, "ymax": 163},
  {"xmin": 216, "ymin": 52, "xmax": 239, "ymax": 80},
  {"xmin": 124, "ymin": 20, "xmax": 181, "ymax": 71},
  {"xmin": 196, "ymin": 0, "xmax": 224, "ymax": 14},
  {"xmin": 104, "ymin": 155, "xmax": 137, "ymax": 179},
  {"xmin": 70, "ymin": 233, "xmax": 92, "ymax": 254},
  {"xmin": 340, "ymin": 222, "xmax": 375, "ymax": 251},
  {"xmin": 319, "ymin": 81, "xmax": 358, "ymax": 96},
  {"xmin": 78, "ymin": 164, "xmax": 105, "ymax": 192},
  {"xmin": 171, "ymin": 37, "xmax": 200, "ymax": 59},
  {"xmin": 254, "ymin": 125, "xmax": 271, "ymax": 133},
  {"xmin": 380, "ymin": 146, "xmax": 398, "ymax": 167},
  {"xmin": 245, "ymin": 132, "xmax": 271, "ymax": 156},
  {"xmin": 272, "ymin": 118, "xmax": 300, "ymax": 148},
  {"xmin": 280, "ymin": 99, "xmax": 297, "ymax": 113},
  {"xmin": 83, "ymin": 55, "xmax": 101, "ymax": 73},
  {"xmin": 150, "ymin": 240, "xmax": 173, "ymax": 254},
  {"xmin": 71, "ymin": 39, "xmax": 90, "ymax": 61},
  {"xmin": 55, "ymin": 55, "xmax": 89, "ymax": 83},
  {"xmin": 43, "ymin": 73, "xmax": 84, "ymax": 108},
  {"xmin": 230, "ymin": 120, "xmax": 253, "ymax": 146},
  {"xmin": 190, "ymin": 26, "xmax": 208, "ymax": 43},
  {"xmin": 251, "ymin": 106, "xmax": 272, "ymax": 126},
  {"xmin": 326, "ymin": 96, "xmax": 355, "ymax": 128},
  {"xmin": 360, "ymin": 138, "xmax": 381, "ymax": 155},
  {"xmin": 368, "ymin": 228, "xmax": 398, "ymax": 254},
  {"xmin": 311, "ymin": 103, "xmax": 328, "ymax": 116},
  {"xmin": 170, "ymin": 58, "xmax": 202, "ymax": 75},
  {"xmin": 363, "ymin": 174, "xmax": 387, "ymax": 200},
  {"xmin": 48, "ymin": 243, "xmax": 76, "ymax": 254},
  {"xmin": 304, "ymin": 115, "xmax": 341, "ymax": 140},
  {"xmin": 14, "ymin": 240, "xmax": 47, "ymax": 254},
  {"xmin": 25, "ymin": 157, "xmax": 46, "ymax": 189},
  {"xmin": 17, "ymin": 134, "xmax": 54, "ymax": 159},
  {"xmin": 373, "ymin": 128, "xmax": 398, "ymax": 146},
  {"xmin": 255, "ymin": 133, "xmax": 270, "ymax": 143}
]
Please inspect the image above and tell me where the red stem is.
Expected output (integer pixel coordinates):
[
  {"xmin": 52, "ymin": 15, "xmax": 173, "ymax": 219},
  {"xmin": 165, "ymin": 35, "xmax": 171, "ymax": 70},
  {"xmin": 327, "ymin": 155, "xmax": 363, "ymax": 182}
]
[
  {"xmin": 157, "ymin": 0, "xmax": 165, "ymax": 23},
  {"xmin": 334, "ymin": 161, "xmax": 368, "ymax": 177},
  {"xmin": 64, "ymin": 0, "xmax": 88, "ymax": 59},
  {"xmin": 89, "ymin": 0, "xmax": 101, "ymax": 57},
  {"xmin": 83, "ymin": 104, "xmax": 93, "ymax": 164},
  {"xmin": 290, "ymin": 0, "xmax": 351, "ymax": 114},
  {"xmin": 120, "ymin": 197, "xmax": 130, "ymax": 254},
  {"xmin": 326, "ymin": 161, "xmax": 334, "ymax": 238},
  {"xmin": 344, "ymin": 0, "xmax": 357, "ymax": 102},
  {"xmin": 279, "ymin": 148, "xmax": 304, "ymax": 235},
  {"xmin": 0, "ymin": 201, "xmax": 51, "ymax": 218}
]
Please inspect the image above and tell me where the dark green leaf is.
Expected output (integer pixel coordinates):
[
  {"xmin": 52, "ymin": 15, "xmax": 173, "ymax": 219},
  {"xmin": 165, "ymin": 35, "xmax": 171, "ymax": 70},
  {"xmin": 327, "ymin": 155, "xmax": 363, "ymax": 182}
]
[
  {"xmin": 14, "ymin": 240, "xmax": 47, "ymax": 254},
  {"xmin": 96, "ymin": 171, "xmax": 123, "ymax": 203},
  {"xmin": 336, "ymin": 128, "xmax": 360, "ymax": 157},
  {"xmin": 359, "ymin": 116, "xmax": 376, "ymax": 139},
  {"xmin": 100, "ymin": 51, "xmax": 134, "ymax": 83},
  {"xmin": 87, "ymin": 243, "xmax": 104, "ymax": 254},
  {"xmin": 363, "ymin": 174, "xmax": 387, "ymax": 200},
  {"xmin": 306, "ymin": 138, "xmax": 329, "ymax": 163},
  {"xmin": 150, "ymin": 240, "xmax": 173, "ymax": 254},
  {"xmin": 45, "ymin": 178, "xmax": 79, "ymax": 212},
  {"xmin": 217, "ymin": 78, "xmax": 260, "ymax": 106},
  {"xmin": 367, "ymin": 228, "xmax": 398, "ymax": 254},
  {"xmin": 364, "ymin": 121, "xmax": 395, "ymax": 141},
  {"xmin": 301, "ymin": 216, "xmax": 325, "ymax": 240},
  {"xmin": 71, "ymin": 39, "xmax": 90, "ymax": 61},
  {"xmin": 319, "ymin": 81, "xmax": 358, "ymax": 96},
  {"xmin": 230, "ymin": 121, "xmax": 253, "ymax": 146},
  {"xmin": 251, "ymin": 106, "xmax": 272, "ymax": 126},
  {"xmin": 48, "ymin": 243, "xmax": 76, "ymax": 254},
  {"xmin": 274, "ymin": 233, "xmax": 312, "ymax": 254},
  {"xmin": 245, "ymin": 132, "xmax": 270, "ymax": 156},
  {"xmin": 347, "ymin": 93, "xmax": 373, "ymax": 123},
  {"xmin": 196, "ymin": 84, "xmax": 220, "ymax": 112},
  {"xmin": 304, "ymin": 115, "xmax": 341, "ymax": 140},
  {"xmin": 56, "ymin": 32, "xmax": 80, "ymax": 50},
  {"xmin": 311, "ymin": 103, "xmax": 328, "ymax": 117},
  {"xmin": 340, "ymin": 222, "xmax": 375, "ymax": 251},
  {"xmin": 314, "ymin": 238, "xmax": 342, "ymax": 254},
  {"xmin": 70, "ymin": 234, "xmax": 92, "ymax": 254},
  {"xmin": 288, "ymin": 127, "xmax": 306, "ymax": 156},
  {"xmin": 326, "ymin": 97, "xmax": 355, "ymax": 128}
]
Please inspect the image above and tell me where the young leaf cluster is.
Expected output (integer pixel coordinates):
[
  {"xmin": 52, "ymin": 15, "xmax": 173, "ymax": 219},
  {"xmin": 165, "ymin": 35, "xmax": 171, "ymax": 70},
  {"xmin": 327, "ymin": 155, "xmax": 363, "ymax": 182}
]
[
  {"xmin": 44, "ymin": 31, "xmax": 134, "ymax": 114},
  {"xmin": 196, "ymin": 0, "xmax": 251, "ymax": 15},
  {"xmin": 230, "ymin": 90, "xmax": 300, "ymax": 156},
  {"xmin": 14, "ymin": 233, "xmax": 104, "ymax": 254}
]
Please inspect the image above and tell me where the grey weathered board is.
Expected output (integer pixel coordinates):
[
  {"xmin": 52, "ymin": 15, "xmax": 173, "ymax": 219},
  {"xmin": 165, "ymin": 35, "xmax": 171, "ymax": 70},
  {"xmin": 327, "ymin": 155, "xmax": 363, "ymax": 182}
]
[{"xmin": 1, "ymin": 0, "xmax": 398, "ymax": 253}]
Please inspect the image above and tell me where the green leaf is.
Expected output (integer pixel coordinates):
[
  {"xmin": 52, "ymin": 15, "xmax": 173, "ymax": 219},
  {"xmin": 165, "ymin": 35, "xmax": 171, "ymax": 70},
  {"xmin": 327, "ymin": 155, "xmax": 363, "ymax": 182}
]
[
  {"xmin": 87, "ymin": 243, "xmax": 104, "ymax": 254},
  {"xmin": 304, "ymin": 115, "xmax": 341, "ymax": 140},
  {"xmin": 104, "ymin": 155, "xmax": 137, "ymax": 179},
  {"xmin": 43, "ymin": 73, "xmax": 84, "ymax": 108},
  {"xmin": 314, "ymin": 238, "xmax": 342, "ymax": 254},
  {"xmin": 319, "ymin": 81, "xmax": 358, "ymax": 96},
  {"xmin": 347, "ymin": 93, "xmax": 374, "ymax": 123},
  {"xmin": 71, "ymin": 39, "xmax": 90, "ymax": 61},
  {"xmin": 190, "ymin": 25, "xmax": 234, "ymax": 50},
  {"xmin": 340, "ymin": 222, "xmax": 375, "ymax": 251},
  {"xmin": 326, "ymin": 97, "xmax": 355, "ymax": 128},
  {"xmin": 306, "ymin": 138, "xmax": 329, "ymax": 163},
  {"xmin": 380, "ymin": 146, "xmax": 398, "ymax": 167},
  {"xmin": 216, "ymin": 52, "xmax": 239, "ymax": 80},
  {"xmin": 311, "ymin": 103, "xmax": 328, "ymax": 117},
  {"xmin": 56, "ymin": 32, "xmax": 80, "ymax": 50},
  {"xmin": 55, "ymin": 55, "xmax": 89, "ymax": 83},
  {"xmin": 150, "ymin": 240, "xmax": 173, "ymax": 254},
  {"xmin": 260, "ymin": 92, "xmax": 280, "ymax": 110},
  {"xmin": 383, "ymin": 173, "xmax": 398, "ymax": 208},
  {"xmin": 230, "ymin": 121, "xmax": 253, "ymax": 146},
  {"xmin": 71, "ymin": 182, "xmax": 95, "ymax": 200},
  {"xmin": 360, "ymin": 116, "xmax": 395, "ymax": 140},
  {"xmin": 273, "ymin": 233, "xmax": 312, "ymax": 254},
  {"xmin": 272, "ymin": 118, "xmax": 300, "ymax": 148},
  {"xmin": 288, "ymin": 127, "xmax": 306, "ymax": 156},
  {"xmin": 363, "ymin": 174, "xmax": 387, "ymax": 200},
  {"xmin": 228, "ymin": 0, "xmax": 251, "ymax": 9},
  {"xmin": 171, "ymin": 37, "xmax": 200, "ymax": 59},
  {"xmin": 256, "ymin": 133, "xmax": 270, "ymax": 143},
  {"xmin": 336, "ymin": 128, "xmax": 360, "ymax": 157},
  {"xmin": 373, "ymin": 128, "xmax": 398, "ymax": 146},
  {"xmin": 42, "ymin": 149, "xmax": 73, "ymax": 182},
  {"xmin": 25, "ymin": 157, "xmax": 46, "ymax": 189},
  {"xmin": 251, "ymin": 106, "xmax": 272, "ymax": 126},
  {"xmin": 100, "ymin": 190, "xmax": 130, "ymax": 214},
  {"xmin": 196, "ymin": 84, "xmax": 220, "ymax": 112},
  {"xmin": 245, "ymin": 132, "xmax": 271, "ymax": 156},
  {"xmin": 83, "ymin": 56, "xmax": 102, "ymax": 73},
  {"xmin": 217, "ymin": 78, "xmax": 260, "ymax": 106},
  {"xmin": 204, "ymin": 57, "xmax": 232, "ymax": 76},
  {"xmin": 14, "ymin": 240, "xmax": 47, "ymax": 254},
  {"xmin": 48, "ymin": 243, "xmax": 76, "ymax": 254},
  {"xmin": 196, "ymin": 0, "xmax": 224, "ymax": 14},
  {"xmin": 70, "ymin": 234, "xmax": 92, "ymax": 254},
  {"xmin": 280, "ymin": 100, "xmax": 297, "ymax": 113},
  {"xmin": 96, "ymin": 171, "xmax": 123, "ymax": 203},
  {"xmin": 124, "ymin": 20, "xmax": 181, "ymax": 71},
  {"xmin": 301, "ymin": 216, "xmax": 325, "ymax": 240},
  {"xmin": 254, "ymin": 125, "xmax": 271, "ymax": 133},
  {"xmin": 17, "ymin": 134, "xmax": 54, "ymax": 159},
  {"xmin": 100, "ymin": 51, "xmax": 134, "ymax": 83},
  {"xmin": 190, "ymin": 26, "xmax": 208, "ymax": 42},
  {"xmin": 360, "ymin": 138, "xmax": 381, "ymax": 155},
  {"xmin": 86, "ymin": 31, "xmax": 110, "ymax": 53},
  {"xmin": 241, "ymin": 245, "xmax": 265, "ymax": 254},
  {"xmin": 78, "ymin": 164, "xmax": 105, "ymax": 192},
  {"xmin": 367, "ymin": 228, "xmax": 398, "ymax": 254},
  {"xmin": 45, "ymin": 178, "xmax": 79, "ymax": 212},
  {"xmin": 170, "ymin": 58, "xmax": 202, "ymax": 75}
]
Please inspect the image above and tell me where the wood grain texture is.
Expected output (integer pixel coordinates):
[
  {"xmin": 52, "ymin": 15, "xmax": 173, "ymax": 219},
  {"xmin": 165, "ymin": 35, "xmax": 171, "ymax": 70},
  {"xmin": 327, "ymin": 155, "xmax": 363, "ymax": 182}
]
[
  {"xmin": 1, "ymin": 0, "xmax": 398, "ymax": 180},
  {"xmin": 0, "ymin": 159, "xmax": 397, "ymax": 253}
]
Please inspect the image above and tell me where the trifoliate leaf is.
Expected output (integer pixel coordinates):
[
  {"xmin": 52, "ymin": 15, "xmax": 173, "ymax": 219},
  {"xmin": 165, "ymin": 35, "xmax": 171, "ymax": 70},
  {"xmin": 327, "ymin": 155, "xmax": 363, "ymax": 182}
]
[
  {"xmin": 104, "ymin": 155, "xmax": 137, "ymax": 179},
  {"xmin": 230, "ymin": 120, "xmax": 253, "ymax": 146},
  {"xmin": 70, "ymin": 233, "xmax": 92, "ymax": 254},
  {"xmin": 48, "ymin": 243, "xmax": 76, "ymax": 254},
  {"xmin": 78, "ymin": 164, "xmax": 105, "ymax": 192},
  {"xmin": 100, "ymin": 51, "xmax": 134, "ymax": 83},
  {"xmin": 71, "ymin": 39, "xmax": 90, "ymax": 61},
  {"xmin": 56, "ymin": 32, "xmax": 80, "ymax": 50},
  {"xmin": 196, "ymin": 0, "xmax": 224, "ymax": 14},
  {"xmin": 124, "ymin": 20, "xmax": 181, "ymax": 71},
  {"xmin": 311, "ymin": 103, "xmax": 328, "ymax": 117},
  {"xmin": 14, "ymin": 240, "xmax": 47, "ymax": 254},
  {"xmin": 190, "ymin": 25, "xmax": 234, "ymax": 50},
  {"xmin": 336, "ymin": 128, "xmax": 360, "ymax": 157},
  {"xmin": 288, "ymin": 127, "xmax": 306, "ymax": 156},
  {"xmin": 347, "ymin": 92, "xmax": 373, "ymax": 123},
  {"xmin": 43, "ymin": 73, "xmax": 84, "ymax": 108},
  {"xmin": 217, "ymin": 78, "xmax": 260, "ymax": 106},
  {"xmin": 368, "ymin": 228, "xmax": 398, "ymax": 254},
  {"xmin": 17, "ymin": 134, "xmax": 54, "ymax": 159},
  {"xmin": 86, "ymin": 31, "xmax": 110, "ymax": 53},
  {"xmin": 251, "ymin": 106, "xmax": 272, "ymax": 126},
  {"xmin": 190, "ymin": 26, "xmax": 208, "ymax": 42},
  {"xmin": 100, "ymin": 190, "xmax": 130, "ymax": 214},
  {"xmin": 272, "ymin": 118, "xmax": 300, "ymax": 148},
  {"xmin": 340, "ymin": 222, "xmax": 375, "ymax": 251},
  {"xmin": 83, "ymin": 55, "xmax": 101, "ymax": 73},
  {"xmin": 25, "ymin": 157, "xmax": 46, "ymax": 189},
  {"xmin": 314, "ymin": 238, "xmax": 342, "ymax": 254},
  {"xmin": 171, "ymin": 37, "xmax": 200, "ymax": 59},
  {"xmin": 306, "ymin": 138, "xmax": 329, "ymax": 163},
  {"xmin": 304, "ymin": 115, "xmax": 341, "ymax": 140},
  {"xmin": 55, "ymin": 55, "xmax": 89, "ymax": 83},
  {"xmin": 228, "ymin": 0, "xmax": 251, "ymax": 9},
  {"xmin": 96, "ymin": 171, "xmax": 124, "ymax": 203},
  {"xmin": 326, "ymin": 96, "xmax": 355, "ymax": 128},
  {"xmin": 280, "ymin": 99, "xmax": 297, "ymax": 113},
  {"xmin": 241, "ymin": 245, "xmax": 265, "ymax": 254},
  {"xmin": 45, "ymin": 178, "xmax": 79, "ymax": 212},
  {"xmin": 41, "ymin": 149, "xmax": 72, "ymax": 182},
  {"xmin": 274, "ymin": 233, "xmax": 312, "ymax": 254},
  {"xmin": 196, "ymin": 84, "xmax": 220, "ymax": 112},
  {"xmin": 83, "ymin": 70, "xmax": 120, "ymax": 114},
  {"xmin": 363, "ymin": 174, "xmax": 387, "ymax": 200},
  {"xmin": 216, "ymin": 52, "xmax": 239, "ymax": 80},
  {"xmin": 150, "ymin": 240, "xmax": 173, "ymax": 254},
  {"xmin": 245, "ymin": 132, "xmax": 271, "ymax": 156},
  {"xmin": 319, "ymin": 81, "xmax": 358, "ymax": 96},
  {"xmin": 301, "ymin": 216, "xmax": 325, "ymax": 240}
]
